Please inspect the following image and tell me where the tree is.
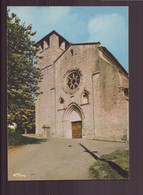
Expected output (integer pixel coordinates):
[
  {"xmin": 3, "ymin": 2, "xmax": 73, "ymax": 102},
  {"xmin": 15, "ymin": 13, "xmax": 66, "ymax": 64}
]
[{"xmin": 7, "ymin": 11, "xmax": 42, "ymax": 134}]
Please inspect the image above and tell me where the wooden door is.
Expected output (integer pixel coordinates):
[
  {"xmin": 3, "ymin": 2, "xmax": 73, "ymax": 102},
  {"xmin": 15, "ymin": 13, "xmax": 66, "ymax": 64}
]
[{"xmin": 72, "ymin": 121, "xmax": 82, "ymax": 138}]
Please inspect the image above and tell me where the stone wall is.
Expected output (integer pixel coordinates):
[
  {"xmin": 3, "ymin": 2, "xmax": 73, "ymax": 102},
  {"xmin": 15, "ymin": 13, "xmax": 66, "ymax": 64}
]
[
  {"xmin": 35, "ymin": 33, "xmax": 68, "ymax": 136},
  {"xmin": 35, "ymin": 31, "xmax": 129, "ymax": 141}
]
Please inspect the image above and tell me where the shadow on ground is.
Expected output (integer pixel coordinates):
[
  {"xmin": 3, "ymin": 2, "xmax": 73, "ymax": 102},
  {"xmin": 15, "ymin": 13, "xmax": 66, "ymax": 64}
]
[
  {"xmin": 79, "ymin": 143, "xmax": 129, "ymax": 178},
  {"xmin": 8, "ymin": 133, "xmax": 48, "ymax": 147},
  {"xmin": 21, "ymin": 136, "xmax": 48, "ymax": 145}
]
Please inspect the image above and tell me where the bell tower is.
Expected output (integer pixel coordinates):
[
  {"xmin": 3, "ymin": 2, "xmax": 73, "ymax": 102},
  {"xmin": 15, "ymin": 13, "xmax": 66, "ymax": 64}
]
[{"xmin": 35, "ymin": 31, "xmax": 70, "ymax": 136}]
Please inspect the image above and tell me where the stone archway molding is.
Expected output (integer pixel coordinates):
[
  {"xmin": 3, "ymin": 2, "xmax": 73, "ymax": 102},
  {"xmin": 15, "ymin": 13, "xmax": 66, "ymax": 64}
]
[
  {"xmin": 63, "ymin": 102, "xmax": 84, "ymax": 121},
  {"xmin": 62, "ymin": 102, "xmax": 84, "ymax": 138}
]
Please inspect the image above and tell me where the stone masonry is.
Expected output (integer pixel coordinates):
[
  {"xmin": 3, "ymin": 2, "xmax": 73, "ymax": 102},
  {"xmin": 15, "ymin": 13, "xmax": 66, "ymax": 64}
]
[{"xmin": 35, "ymin": 30, "xmax": 129, "ymax": 142}]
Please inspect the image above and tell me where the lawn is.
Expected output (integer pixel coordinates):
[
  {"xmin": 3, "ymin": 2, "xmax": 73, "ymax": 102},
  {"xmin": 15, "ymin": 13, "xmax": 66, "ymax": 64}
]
[{"xmin": 89, "ymin": 150, "xmax": 129, "ymax": 179}]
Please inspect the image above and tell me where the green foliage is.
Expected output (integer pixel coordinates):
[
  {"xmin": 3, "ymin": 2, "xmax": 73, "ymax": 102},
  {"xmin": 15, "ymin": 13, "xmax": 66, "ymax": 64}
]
[
  {"xmin": 8, "ymin": 128, "xmax": 47, "ymax": 146},
  {"xmin": 7, "ymin": 11, "xmax": 42, "ymax": 133},
  {"xmin": 89, "ymin": 150, "xmax": 129, "ymax": 179}
]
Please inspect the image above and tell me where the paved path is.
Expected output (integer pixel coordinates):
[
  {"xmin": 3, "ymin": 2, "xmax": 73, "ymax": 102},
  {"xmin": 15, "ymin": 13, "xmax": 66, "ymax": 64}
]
[{"xmin": 8, "ymin": 137, "xmax": 129, "ymax": 181}]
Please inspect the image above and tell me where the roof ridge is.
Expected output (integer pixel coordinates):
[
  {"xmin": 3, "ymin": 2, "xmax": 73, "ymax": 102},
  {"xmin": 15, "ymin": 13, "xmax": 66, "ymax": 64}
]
[
  {"xmin": 99, "ymin": 46, "xmax": 128, "ymax": 75},
  {"xmin": 71, "ymin": 41, "xmax": 100, "ymax": 45}
]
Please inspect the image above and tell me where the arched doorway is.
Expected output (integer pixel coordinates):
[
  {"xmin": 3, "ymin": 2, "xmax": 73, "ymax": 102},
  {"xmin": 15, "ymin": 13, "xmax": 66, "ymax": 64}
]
[
  {"xmin": 63, "ymin": 103, "xmax": 83, "ymax": 139},
  {"xmin": 70, "ymin": 109, "xmax": 82, "ymax": 138}
]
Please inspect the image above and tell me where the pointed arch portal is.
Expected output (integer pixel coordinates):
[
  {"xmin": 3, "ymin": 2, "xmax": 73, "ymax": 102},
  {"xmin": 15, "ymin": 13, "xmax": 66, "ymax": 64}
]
[
  {"xmin": 63, "ymin": 103, "xmax": 83, "ymax": 138},
  {"xmin": 70, "ymin": 109, "xmax": 82, "ymax": 138}
]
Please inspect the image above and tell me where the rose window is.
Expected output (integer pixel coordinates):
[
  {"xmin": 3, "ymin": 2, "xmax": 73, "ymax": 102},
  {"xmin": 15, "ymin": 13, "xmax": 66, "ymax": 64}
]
[{"xmin": 67, "ymin": 72, "xmax": 80, "ymax": 90}]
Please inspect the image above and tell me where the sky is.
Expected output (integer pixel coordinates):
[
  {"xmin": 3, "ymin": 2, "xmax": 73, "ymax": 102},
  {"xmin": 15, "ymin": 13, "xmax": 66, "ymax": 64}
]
[{"xmin": 8, "ymin": 6, "xmax": 128, "ymax": 71}]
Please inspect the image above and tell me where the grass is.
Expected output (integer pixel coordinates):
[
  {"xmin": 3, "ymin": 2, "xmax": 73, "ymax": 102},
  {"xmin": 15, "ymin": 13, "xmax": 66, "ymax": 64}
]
[
  {"xmin": 89, "ymin": 150, "xmax": 129, "ymax": 180},
  {"xmin": 8, "ymin": 130, "xmax": 47, "ymax": 147}
]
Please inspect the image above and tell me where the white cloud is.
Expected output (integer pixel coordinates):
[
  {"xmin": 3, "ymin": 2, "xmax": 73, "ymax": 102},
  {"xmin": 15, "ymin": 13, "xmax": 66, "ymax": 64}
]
[
  {"xmin": 8, "ymin": 7, "xmax": 33, "ymax": 24},
  {"xmin": 8, "ymin": 6, "xmax": 72, "ymax": 29},
  {"xmin": 8, "ymin": 6, "xmax": 73, "ymax": 41},
  {"xmin": 88, "ymin": 13, "xmax": 128, "ymax": 70},
  {"xmin": 88, "ymin": 13, "xmax": 127, "ymax": 46},
  {"xmin": 45, "ymin": 6, "xmax": 72, "ymax": 21},
  {"xmin": 7, "ymin": 7, "xmax": 128, "ymax": 70}
]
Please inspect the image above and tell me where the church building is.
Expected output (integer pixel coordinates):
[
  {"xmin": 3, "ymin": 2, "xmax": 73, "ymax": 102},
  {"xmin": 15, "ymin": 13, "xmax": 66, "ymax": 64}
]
[{"xmin": 35, "ymin": 30, "xmax": 129, "ymax": 142}]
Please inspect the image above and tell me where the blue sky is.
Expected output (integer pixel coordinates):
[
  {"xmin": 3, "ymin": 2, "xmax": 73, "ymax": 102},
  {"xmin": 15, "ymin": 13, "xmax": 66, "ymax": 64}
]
[{"xmin": 8, "ymin": 6, "xmax": 128, "ymax": 71}]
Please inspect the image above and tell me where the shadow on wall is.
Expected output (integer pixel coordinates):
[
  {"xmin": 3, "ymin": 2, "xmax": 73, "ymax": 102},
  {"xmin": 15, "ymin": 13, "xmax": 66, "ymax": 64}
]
[{"xmin": 79, "ymin": 143, "xmax": 129, "ymax": 178}]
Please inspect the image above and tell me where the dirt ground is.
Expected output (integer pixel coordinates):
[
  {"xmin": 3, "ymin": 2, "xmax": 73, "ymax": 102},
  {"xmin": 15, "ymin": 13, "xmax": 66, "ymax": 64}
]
[{"xmin": 8, "ymin": 137, "xmax": 129, "ymax": 181}]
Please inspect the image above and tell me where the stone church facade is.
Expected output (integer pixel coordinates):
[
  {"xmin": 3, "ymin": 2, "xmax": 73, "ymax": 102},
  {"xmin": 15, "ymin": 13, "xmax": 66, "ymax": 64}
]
[{"xmin": 35, "ymin": 30, "xmax": 129, "ymax": 142}]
